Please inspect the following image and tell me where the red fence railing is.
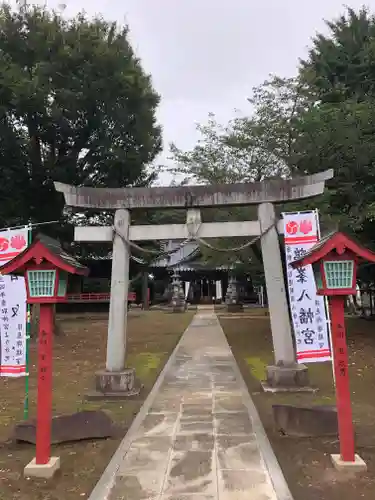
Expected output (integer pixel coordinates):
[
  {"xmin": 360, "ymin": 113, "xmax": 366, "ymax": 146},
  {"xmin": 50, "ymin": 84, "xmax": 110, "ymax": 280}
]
[{"xmin": 66, "ymin": 292, "xmax": 137, "ymax": 302}]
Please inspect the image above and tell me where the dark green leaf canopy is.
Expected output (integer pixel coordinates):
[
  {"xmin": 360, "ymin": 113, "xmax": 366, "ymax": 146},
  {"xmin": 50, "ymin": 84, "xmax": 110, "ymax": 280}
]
[{"xmin": 0, "ymin": 4, "xmax": 162, "ymax": 230}]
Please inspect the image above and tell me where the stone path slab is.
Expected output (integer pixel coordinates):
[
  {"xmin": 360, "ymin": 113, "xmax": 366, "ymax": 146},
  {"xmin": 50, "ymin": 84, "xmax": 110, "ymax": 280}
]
[{"xmin": 89, "ymin": 311, "xmax": 293, "ymax": 500}]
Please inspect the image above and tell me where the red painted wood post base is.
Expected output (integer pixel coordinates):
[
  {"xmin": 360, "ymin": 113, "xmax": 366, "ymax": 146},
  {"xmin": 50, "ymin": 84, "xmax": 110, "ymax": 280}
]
[
  {"xmin": 35, "ymin": 303, "xmax": 54, "ymax": 465},
  {"xmin": 329, "ymin": 295, "xmax": 355, "ymax": 462}
]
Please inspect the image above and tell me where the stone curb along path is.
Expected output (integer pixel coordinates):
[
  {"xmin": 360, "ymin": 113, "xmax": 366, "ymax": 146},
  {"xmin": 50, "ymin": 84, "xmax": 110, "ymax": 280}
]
[{"xmin": 88, "ymin": 310, "xmax": 294, "ymax": 500}]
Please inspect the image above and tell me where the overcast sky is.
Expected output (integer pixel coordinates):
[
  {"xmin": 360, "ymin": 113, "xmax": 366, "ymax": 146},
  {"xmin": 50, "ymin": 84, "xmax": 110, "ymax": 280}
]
[{"xmin": 11, "ymin": 0, "xmax": 374, "ymax": 184}]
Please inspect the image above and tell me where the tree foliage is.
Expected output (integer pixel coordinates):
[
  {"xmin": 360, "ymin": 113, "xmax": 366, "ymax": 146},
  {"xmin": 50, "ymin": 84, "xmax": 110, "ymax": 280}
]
[
  {"xmin": 300, "ymin": 7, "xmax": 375, "ymax": 103},
  {"xmin": 246, "ymin": 76, "xmax": 310, "ymax": 176},
  {"xmin": 293, "ymin": 100, "xmax": 375, "ymax": 229},
  {"xmin": 295, "ymin": 7, "xmax": 375, "ymax": 245},
  {"xmin": 168, "ymin": 114, "xmax": 279, "ymax": 274},
  {"xmin": 0, "ymin": 4, "xmax": 162, "ymax": 230},
  {"xmin": 169, "ymin": 111, "xmax": 290, "ymax": 185}
]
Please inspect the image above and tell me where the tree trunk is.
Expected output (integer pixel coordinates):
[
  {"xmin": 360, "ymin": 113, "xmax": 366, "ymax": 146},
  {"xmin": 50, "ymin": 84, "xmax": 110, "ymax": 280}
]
[
  {"xmin": 53, "ymin": 305, "xmax": 63, "ymax": 335},
  {"xmin": 30, "ymin": 303, "xmax": 40, "ymax": 339},
  {"xmin": 142, "ymin": 271, "xmax": 149, "ymax": 310},
  {"xmin": 30, "ymin": 303, "xmax": 62, "ymax": 337}
]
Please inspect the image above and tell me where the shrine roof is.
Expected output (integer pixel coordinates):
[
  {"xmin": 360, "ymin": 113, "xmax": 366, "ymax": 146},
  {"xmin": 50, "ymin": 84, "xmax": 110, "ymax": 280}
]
[
  {"xmin": 0, "ymin": 233, "xmax": 89, "ymax": 276},
  {"xmin": 172, "ymin": 260, "xmax": 233, "ymax": 272},
  {"xmin": 293, "ymin": 231, "xmax": 336, "ymax": 262},
  {"xmin": 36, "ymin": 234, "xmax": 88, "ymax": 272},
  {"xmin": 150, "ymin": 240, "xmax": 232, "ymax": 271},
  {"xmin": 291, "ymin": 231, "xmax": 375, "ymax": 267},
  {"xmin": 152, "ymin": 241, "xmax": 200, "ymax": 268}
]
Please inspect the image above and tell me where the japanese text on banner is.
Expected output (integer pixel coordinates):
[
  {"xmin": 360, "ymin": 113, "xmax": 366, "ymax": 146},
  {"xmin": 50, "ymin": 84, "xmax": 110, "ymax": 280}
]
[
  {"xmin": 0, "ymin": 275, "xmax": 27, "ymax": 376},
  {"xmin": 0, "ymin": 228, "xmax": 28, "ymax": 377},
  {"xmin": 283, "ymin": 212, "xmax": 332, "ymax": 364}
]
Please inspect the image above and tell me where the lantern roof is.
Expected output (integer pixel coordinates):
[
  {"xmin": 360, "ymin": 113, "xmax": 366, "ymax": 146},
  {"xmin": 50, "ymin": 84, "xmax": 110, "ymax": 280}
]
[
  {"xmin": 0, "ymin": 233, "xmax": 89, "ymax": 276},
  {"xmin": 291, "ymin": 231, "xmax": 375, "ymax": 268}
]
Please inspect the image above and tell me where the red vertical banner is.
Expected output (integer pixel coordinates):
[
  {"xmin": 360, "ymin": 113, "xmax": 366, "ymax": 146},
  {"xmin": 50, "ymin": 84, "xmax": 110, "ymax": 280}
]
[
  {"xmin": 35, "ymin": 304, "xmax": 54, "ymax": 465},
  {"xmin": 330, "ymin": 295, "xmax": 355, "ymax": 462}
]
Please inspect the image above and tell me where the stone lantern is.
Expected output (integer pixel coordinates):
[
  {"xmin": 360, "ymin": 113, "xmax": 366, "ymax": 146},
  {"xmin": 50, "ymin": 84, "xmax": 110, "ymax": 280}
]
[
  {"xmin": 170, "ymin": 271, "xmax": 186, "ymax": 312},
  {"xmin": 225, "ymin": 276, "xmax": 243, "ymax": 312}
]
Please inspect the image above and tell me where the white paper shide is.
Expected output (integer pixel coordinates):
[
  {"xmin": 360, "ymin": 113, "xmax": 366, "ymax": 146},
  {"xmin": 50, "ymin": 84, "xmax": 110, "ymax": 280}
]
[{"xmin": 283, "ymin": 212, "xmax": 332, "ymax": 363}]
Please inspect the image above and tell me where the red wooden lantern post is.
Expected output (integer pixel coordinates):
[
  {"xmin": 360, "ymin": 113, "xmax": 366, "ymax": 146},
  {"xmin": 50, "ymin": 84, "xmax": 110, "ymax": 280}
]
[
  {"xmin": 291, "ymin": 231, "xmax": 375, "ymax": 472},
  {"xmin": 36, "ymin": 302, "xmax": 54, "ymax": 466},
  {"xmin": 0, "ymin": 234, "xmax": 88, "ymax": 478}
]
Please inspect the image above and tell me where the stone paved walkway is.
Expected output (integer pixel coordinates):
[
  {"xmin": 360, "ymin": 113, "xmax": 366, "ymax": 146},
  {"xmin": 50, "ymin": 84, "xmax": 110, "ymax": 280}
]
[{"xmin": 89, "ymin": 310, "xmax": 292, "ymax": 500}]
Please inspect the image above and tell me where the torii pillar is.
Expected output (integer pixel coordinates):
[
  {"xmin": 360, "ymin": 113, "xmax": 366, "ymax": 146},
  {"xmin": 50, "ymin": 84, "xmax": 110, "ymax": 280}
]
[
  {"xmin": 54, "ymin": 169, "xmax": 333, "ymax": 396},
  {"xmin": 93, "ymin": 209, "xmax": 140, "ymax": 398},
  {"xmin": 105, "ymin": 209, "xmax": 130, "ymax": 371},
  {"xmin": 259, "ymin": 202, "xmax": 309, "ymax": 390}
]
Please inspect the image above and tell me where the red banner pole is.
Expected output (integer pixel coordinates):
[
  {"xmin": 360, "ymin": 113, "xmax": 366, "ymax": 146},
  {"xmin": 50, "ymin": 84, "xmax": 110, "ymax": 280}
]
[
  {"xmin": 35, "ymin": 303, "xmax": 54, "ymax": 465},
  {"xmin": 329, "ymin": 295, "xmax": 355, "ymax": 462}
]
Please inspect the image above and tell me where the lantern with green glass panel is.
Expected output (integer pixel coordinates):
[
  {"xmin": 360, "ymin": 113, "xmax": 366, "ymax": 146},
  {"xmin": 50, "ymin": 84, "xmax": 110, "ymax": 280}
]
[
  {"xmin": 0, "ymin": 233, "xmax": 88, "ymax": 304},
  {"xmin": 292, "ymin": 232, "xmax": 369, "ymax": 297},
  {"xmin": 312, "ymin": 256, "xmax": 357, "ymax": 296},
  {"xmin": 26, "ymin": 269, "xmax": 69, "ymax": 302}
]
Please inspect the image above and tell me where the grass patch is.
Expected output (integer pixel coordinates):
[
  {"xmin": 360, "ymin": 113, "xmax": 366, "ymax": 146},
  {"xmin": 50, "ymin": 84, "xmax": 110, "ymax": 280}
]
[
  {"xmin": 128, "ymin": 352, "xmax": 164, "ymax": 380},
  {"xmin": 244, "ymin": 356, "xmax": 267, "ymax": 381}
]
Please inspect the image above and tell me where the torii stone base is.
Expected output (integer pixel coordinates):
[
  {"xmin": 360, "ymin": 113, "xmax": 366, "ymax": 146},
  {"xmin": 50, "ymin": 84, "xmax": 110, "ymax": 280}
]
[
  {"xmin": 171, "ymin": 304, "xmax": 187, "ymax": 313},
  {"xmin": 85, "ymin": 369, "xmax": 141, "ymax": 401},
  {"xmin": 261, "ymin": 364, "xmax": 315, "ymax": 393},
  {"xmin": 227, "ymin": 303, "xmax": 244, "ymax": 313}
]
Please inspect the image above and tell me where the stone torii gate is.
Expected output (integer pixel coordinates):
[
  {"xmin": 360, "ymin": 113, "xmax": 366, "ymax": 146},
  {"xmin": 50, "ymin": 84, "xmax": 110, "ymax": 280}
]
[{"xmin": 55, "ymin": 169, "xmax": 333, "ymax": 396}]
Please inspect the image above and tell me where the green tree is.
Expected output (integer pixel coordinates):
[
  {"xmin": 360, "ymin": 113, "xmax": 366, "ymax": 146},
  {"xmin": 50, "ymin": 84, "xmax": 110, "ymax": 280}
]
[
  {"xmin": 300, "ymin": 7, "xmax": 375, "ymax": 102},
  {"xmin": 293, "ymin": 99, "xmax": 375, "ymax": 230},
  {"xmin": 246, "ymin": 76, "xmax": 310, "ymax": 176},
  {"xmin": 0, "ymin": 4, "xmax": 162, "ymax": 229},
  {"xmin": 168, "ymin": 114, "xmax": 284, "ymax": 274},
  {"xmin": 0, "ymin": 116, "xmax": 29, "ymax": 229},
  {"xmin": 165, "ymin": 75, "xmax": 340, "ymax": 276},
  {"xmin": 295, "ymin": 6, "xmax": 375, "ymax": 245},
  {"xmin": 169, "ymin": 111, "xmax": 289, "ymax": 184}
]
